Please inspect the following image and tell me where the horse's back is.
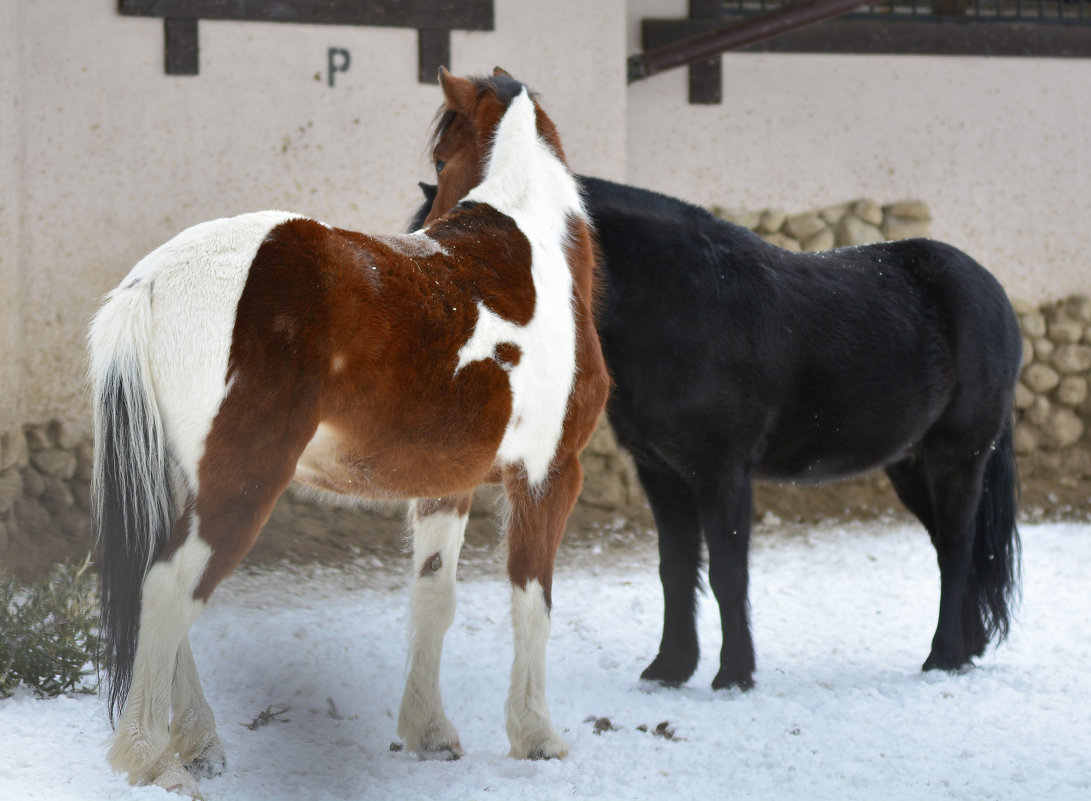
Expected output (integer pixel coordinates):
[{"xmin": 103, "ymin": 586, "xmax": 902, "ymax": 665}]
[{"xmin": 583, "ymin": 178, "xmax": 1020, "ymax": 479}]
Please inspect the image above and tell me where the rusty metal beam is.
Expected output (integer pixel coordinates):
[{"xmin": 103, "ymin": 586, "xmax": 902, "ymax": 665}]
[{"xmin": 628, "ymin": 0, "xmax": 869, "ymax": 83}]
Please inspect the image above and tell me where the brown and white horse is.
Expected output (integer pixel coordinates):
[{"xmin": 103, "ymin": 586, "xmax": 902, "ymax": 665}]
[{"xmin": 89, "ymin": 69, "xmax": 608, "ymax": 793}]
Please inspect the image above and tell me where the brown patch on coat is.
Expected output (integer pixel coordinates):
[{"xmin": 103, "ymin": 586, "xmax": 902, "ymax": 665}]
[
  {"xmin": 416, "ymin": 493, "xmax": 474, "ymax": 519},
  {"xmin": 494, "ymin": 342, "xmax": 522, "ymax": 368}
]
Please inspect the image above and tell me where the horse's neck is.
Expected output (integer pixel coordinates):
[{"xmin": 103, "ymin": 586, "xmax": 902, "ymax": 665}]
[{"xmin": 465, "ymin": 91, "xmax": 584, "ymax": 244}]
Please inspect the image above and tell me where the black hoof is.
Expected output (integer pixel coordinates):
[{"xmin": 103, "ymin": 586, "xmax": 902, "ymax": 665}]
[
  {"xmin": 711, "ymin": 668, "xmax": 754, "ymax": 692},
  {"xmin": 640, "ymin": 653, "xmax": 697, "ymax": 687},
  {"xmin": 922, "ymin": 648, "xmax": 972, "ymax": 673}
]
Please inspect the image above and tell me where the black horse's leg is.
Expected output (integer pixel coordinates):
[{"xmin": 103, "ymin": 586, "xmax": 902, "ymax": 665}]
[
  {"xmin": 917, "ymin": 454, "xmax": 989, "ymax": 671},
  {"xmin": 636, "ymin": 460, "xmax": 702, "ymax": 687},
  {"xmin": 884, "ymin": 458, "xmax": 935, "ymax": 535},
  {"xmin": 697, "ymin": 466, "xmax": 755, "ymax": 690}
]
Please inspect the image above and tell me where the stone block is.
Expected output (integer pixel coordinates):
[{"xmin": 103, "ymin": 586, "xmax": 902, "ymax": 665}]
[
  {"xmin": 0, "ymin": 468, "xmax": 24, "ymax": 515},
  {"xmin": 1020, "ymin": 312, "xmax": 1046, "ymax": 339},
  {"xmin": 784, "ymin": 212, "xmax": 826, "ymax": 241},
  {"xmin": 1013, "ymin": 422, "xmax": 1038, "ymax": 455},
  {"xmin": 1034, "ymin": 338, "xmax": 1055, "ymax": 362},
  {"xmin": 851, "ymin": 199, "xmax": 883, "ymax": 226},
  {"xmin": 1021, "ymin": 337, "xmax": 1034, "ymax": 368},
  {"xmin": 54, "ymin": 420, "xmax": 88, "ymax": 451},
  {"xmin": 24, "ymin": 425, "xmax": 53, "ymax": 451},
  {"xmin": 835, "ymin": 216, "xmax": 883, "ymax": 247},
  {"xmin": 0, "ymin": 430, "xmax": 27, "ymax": 472},
  {"xmin": 585, "ymin": 420, "xmax": 619, "ymax": 456},
  {"xmin": 1027, "ymin": 396, "xmax": 1051, "ymax": 427},
  {"xmin": 1014, "ymin": 382, "xmax": 1035, "ymax": 410},
  {"xmin": 41, "ymin": 476, "xmax": 75, "ymax": 513},
  {"xmin": 1056, "ymin": 376, "xmax": 1089, "ymax": 408},
  {"xmin": 1009, "ymin": 297, "xmax": 1035, "ymax": 316},
  {"xmin": 1052, "ymin": 344, "xmax": 1091, "ymax": 374},
  {"xmin": 801, "ymin": 228, "xmax": 835, "ymax": 252},
  {"xmin": 1022, "ymin": 363, "xmax": 1060, "ymax": 394},
  {"xmin": 21, "ymin": 467, "xmax": 45, "ymax": 497},
  {"xmin": 76, "ymin": 443, "xmax": 94, "ymax": 483},
  {"xmin": 1060, "ymin": 294, "xmax": 1091, "ymax": 324},
  {"xmin": 30, "ymin": 448, "xmax": 77, "ymax": 480},
  {"xmin": 1048, "ymin": 319, "xmax": 1085, "ymax": 345},
  {"xmin": 1041, "ymin": 408, "xmax": 1085, "ymax": 450},
  {"xmin": 819, "ymin": 204, "xmax": 848, "ymax": 224},
  {"xmin": 880, "ymin": 216, "xmax": 930, "ymax": 241},
  {"xmin": 882, "ymin": 200, "xmax": 931, "ymax": 221},
  {"xmin": 756, "ymin": 208, "xmax": 786, "ymax": 234}
]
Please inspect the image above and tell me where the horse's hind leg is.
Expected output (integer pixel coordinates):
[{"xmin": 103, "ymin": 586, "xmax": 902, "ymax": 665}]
[
  {"xmin": 634, "ymin": 459, "xmax": 702, "ymax": 687},
  {"xmin": 398, "ymin": 493, "xmax": 472, "ymax": 759},
  {"xmin": 696, "ymin": 463, "xmax": 756, "ymax": 690},
  {"xmin": 106, "ymin": 519, "xmax": 212, "ymax": 794},
  {"xmin": 502, "ymin": 457, "xmax": 583, "ymax": 760},
  {"xmin": 169, "ymin": 635, "xmax": 226, "ymax": 778},
  {"xmin": 888, "ymin": 451, "xmax": 988, "ymax": 670}
]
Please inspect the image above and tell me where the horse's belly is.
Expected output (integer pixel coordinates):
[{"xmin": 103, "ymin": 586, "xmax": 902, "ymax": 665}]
[{"xmin": 294, "ymin": 421, "xmax": 503, "ymax": 501}]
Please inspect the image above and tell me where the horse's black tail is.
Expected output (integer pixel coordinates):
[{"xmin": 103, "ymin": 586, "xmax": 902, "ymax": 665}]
[
  {"xmin": 972, "ymin": 416, "xmax": 1021, "ymax": 644},
  {"xmin": 88, "ymin": 283, "xmax": 176, "ymax": 726}
]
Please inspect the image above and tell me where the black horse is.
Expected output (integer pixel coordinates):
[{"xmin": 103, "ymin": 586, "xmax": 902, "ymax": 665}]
[{"xmin": 412, "ymin": 175, "xmax": 1022, "ymax": 691}]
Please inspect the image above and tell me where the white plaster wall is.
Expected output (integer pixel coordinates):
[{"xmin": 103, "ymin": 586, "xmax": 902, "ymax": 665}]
[
  {"xmin": 6, "ymin": 0, "xmax": 626, "ymax": 426},
  {"xmin": 0, "ymin": 0, "xmax": 21, "ymax": 432},
  {"xmin": 627, "ymin": 0, "xmax": 1090, "ymax": 303}
]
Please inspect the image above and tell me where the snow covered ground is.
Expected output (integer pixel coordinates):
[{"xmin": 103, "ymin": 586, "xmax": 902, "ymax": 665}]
[{"xmin": 2, "ymin": 519, "xmax": 1089, "ymax": 801}]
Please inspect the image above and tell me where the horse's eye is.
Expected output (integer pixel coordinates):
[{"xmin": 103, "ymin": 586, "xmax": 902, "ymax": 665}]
[{"xmin": 435, "ymin": 159, "xmax": 446, "ymax": 174}]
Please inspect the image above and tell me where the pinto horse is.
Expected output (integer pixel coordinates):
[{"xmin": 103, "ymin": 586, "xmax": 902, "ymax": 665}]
[
  {"xmin": 413, "ymin": 172, "xmax": 1022, "ymax": 692},
  {"xmin": 89, "ymin": 69, "xmax": 607, "ymax": 792}
]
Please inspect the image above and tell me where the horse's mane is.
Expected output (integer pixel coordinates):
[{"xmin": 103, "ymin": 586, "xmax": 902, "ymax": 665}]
[{"xmin": 426, "ymin": 74, "xmax": 538, "ymax": 154}]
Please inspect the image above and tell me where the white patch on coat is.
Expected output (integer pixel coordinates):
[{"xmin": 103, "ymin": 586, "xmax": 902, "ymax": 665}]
[
  {"xmin": 457, "ymin": 89, "xmax": 585, "ymax": 488},
  {"xmin": 107, "ymin": 211, "xmax": 302, "ymax": 487}
]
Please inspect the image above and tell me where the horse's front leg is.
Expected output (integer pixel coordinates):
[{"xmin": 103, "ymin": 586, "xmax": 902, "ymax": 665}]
[
  {"xmin": 698, "ymin": 466, "xmax": 756, "ymax": 690},
  {"xmin": 502, "ymin": 457, "xmax": 582, "ymax": 760},
  {"xmin": 397, "ymin": 494, "xmax": 472, "ymax": 759},
  {"xmin": 634, "ymin": 459, "xmax": 702, "ymax": 687}
]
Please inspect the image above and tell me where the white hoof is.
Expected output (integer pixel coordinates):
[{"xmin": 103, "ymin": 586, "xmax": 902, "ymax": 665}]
[
  {"xmin": 511, "ymin": 731, "xmax": 569, "ymax": 761},
  {"xmin": 183, "ymin": 735, "xmax": 226, "ymax": 779},
  {"xmin": 399, "ymin": 709, "xmax": 463, "ymax": 760},
  {"xmin": 151, "ymin": 755, "xmax": 205, "ymax": 799}
]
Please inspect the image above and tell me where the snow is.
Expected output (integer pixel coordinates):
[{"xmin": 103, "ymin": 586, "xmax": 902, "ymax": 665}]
[{"xmin": 2, "ymin": 520, "xmax": 1090, "ymax": 800}]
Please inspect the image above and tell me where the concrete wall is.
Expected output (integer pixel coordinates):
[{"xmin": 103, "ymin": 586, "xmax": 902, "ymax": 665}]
[
  {"xmin": 1, "ymin": 0, "xmax": 22, "ymax": 434},
  {"xmin": 2, "ymin": 0, "xmax": 626, "ymax": 430},
  {"xmin": 626, "ymin": 0, "xmax": 1091, "ymax": 303}
]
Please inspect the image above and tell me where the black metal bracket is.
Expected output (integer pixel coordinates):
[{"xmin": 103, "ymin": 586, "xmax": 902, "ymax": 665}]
[{"xmin": 119, "ymin": 1, "xmax": 495, "ymax": 83}]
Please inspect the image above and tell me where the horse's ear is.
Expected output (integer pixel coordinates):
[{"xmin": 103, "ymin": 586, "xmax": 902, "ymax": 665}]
[
  {"xmin": 418, "ymin": 182, "xmax": 438, "ymax": 202},
  {"xmin": 438, "ymin": 67, "xmax": 476, "ymax": 112},
  {"xmin": 492, "ymin": 66, "xmax": 512, "ymax": 78}
]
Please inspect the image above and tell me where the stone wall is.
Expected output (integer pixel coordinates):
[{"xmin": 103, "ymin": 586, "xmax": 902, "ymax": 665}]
[{"xmin": 1011, "ymin": 296, "xmax": 1091, "ymax": 454}]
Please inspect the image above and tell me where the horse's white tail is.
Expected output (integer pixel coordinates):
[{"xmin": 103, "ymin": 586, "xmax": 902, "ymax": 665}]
[{"xmin": 88, "ymin": 280, "xmax": 177, "ymax": 726}]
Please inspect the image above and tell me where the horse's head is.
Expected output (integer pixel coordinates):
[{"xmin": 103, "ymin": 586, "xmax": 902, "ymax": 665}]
[{"xmin": 424, "ymin": 67, "xmax": 568, "ymax": 226}]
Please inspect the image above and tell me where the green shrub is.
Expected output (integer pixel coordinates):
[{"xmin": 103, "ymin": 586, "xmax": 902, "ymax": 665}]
[{"xmin": 0, "ymin": 557, "xmax": 100, "ymax": 698}]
